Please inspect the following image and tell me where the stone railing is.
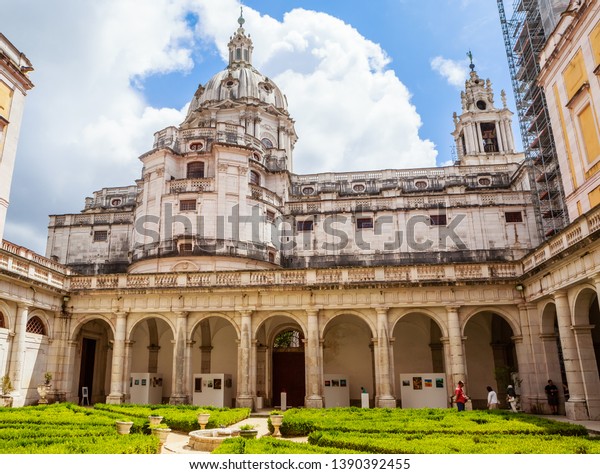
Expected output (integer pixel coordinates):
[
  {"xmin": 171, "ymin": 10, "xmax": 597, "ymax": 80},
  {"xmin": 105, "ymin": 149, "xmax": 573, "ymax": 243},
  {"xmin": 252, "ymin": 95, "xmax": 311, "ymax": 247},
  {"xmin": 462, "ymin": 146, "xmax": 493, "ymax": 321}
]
[
  {"xmin": 50, "ymin": 212, "xmax": 133, "ymax": 227},
  {"xmin": 249, "ymin": 184, "xmax": 284, "ymax": 207},
  {"xmin": 293, "ymin": 163, "xmax": 517, "ymax": 184},
  {"xmin": 0, "ymin": 240, "xmax": 69, "ymax": 289},
  {"xmin": 65, "ymin": 261, "xmax": 520, "ymax": 292},
  {"xmin": 522, "ymin": 206, "xmax": 600, "ymax": 273},
  {"xmin": 168, "ymin": 178, "xmax": 215, "ymax": 194}
]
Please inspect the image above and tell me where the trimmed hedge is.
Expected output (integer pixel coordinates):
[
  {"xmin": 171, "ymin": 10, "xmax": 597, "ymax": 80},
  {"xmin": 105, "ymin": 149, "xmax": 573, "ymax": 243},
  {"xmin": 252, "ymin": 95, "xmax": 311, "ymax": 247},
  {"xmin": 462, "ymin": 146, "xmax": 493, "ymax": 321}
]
[
  {"xmin": 213, "ymin": 436, "xmax": 355, "ymax": 454},
  {"xmin": 278, "ymin": 407, "xmax": 589, "ymax": 437},
  {"xmin": 0, "ymin": 404, "xmax": 158, "ymax": 454},
  {"xmin": 93, "ymin": 403, "xmax": 250, "ymax": 432}
]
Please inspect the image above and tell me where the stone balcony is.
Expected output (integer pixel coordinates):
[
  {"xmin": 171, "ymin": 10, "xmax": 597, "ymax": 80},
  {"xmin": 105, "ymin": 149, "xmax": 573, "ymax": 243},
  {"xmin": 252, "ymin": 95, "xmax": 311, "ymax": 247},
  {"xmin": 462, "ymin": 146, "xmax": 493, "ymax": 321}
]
[{"xmin": 168, "ymin": 178, "xmax": 215, "ymax": 194}]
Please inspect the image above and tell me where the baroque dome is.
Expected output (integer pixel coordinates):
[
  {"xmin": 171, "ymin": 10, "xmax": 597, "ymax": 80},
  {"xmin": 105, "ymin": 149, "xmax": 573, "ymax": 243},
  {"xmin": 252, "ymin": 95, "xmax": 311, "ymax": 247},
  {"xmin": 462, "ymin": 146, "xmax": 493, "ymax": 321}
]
[{"xmin": 184, "ymin": 15, "xmax": 289, "ymax": 123}]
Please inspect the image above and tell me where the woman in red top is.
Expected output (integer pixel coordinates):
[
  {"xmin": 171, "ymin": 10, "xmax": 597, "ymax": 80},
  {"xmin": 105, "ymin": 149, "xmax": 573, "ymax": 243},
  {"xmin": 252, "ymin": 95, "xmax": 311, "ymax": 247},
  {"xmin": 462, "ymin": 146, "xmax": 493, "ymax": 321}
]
[{"xmin": 454, "ymin": 380, "xmax": 468, "ymax": 412}]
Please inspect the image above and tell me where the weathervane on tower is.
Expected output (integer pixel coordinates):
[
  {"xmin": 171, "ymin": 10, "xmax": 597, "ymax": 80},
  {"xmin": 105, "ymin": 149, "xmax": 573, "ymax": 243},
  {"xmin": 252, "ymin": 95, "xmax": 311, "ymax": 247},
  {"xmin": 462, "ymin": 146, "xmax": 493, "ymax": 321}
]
[{"xmin": 467, "ymin": 50, "xmax": 475, "ymax": 71}]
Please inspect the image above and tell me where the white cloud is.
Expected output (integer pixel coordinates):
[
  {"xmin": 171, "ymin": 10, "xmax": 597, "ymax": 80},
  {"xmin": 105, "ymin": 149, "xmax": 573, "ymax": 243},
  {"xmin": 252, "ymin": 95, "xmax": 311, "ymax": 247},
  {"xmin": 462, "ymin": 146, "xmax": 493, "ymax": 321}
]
[
  {"xmin": 3, "ymin": 0, "xmax": 437, "ymax": 252},
  {"xmin": 430, "ymin": 56, "xmax": 469, "ymax": 88}
]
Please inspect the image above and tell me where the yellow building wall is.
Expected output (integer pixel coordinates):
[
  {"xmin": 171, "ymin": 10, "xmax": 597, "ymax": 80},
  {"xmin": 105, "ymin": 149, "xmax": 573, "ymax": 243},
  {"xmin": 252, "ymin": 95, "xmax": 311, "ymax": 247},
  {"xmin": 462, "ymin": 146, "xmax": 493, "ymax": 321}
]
[
  {"xmin": 578, "ymin": 103, "xmax": 600, "ymax": 165},
  {"xmin": 588, "ymin": 185, "xmax": 600, "ymax": 209},
  {"xmin": 0, "ymin": 80, "xmax": 12, "ymax": 118},
  {"xmin": 563, "ymin": 50, "xmax": 588, "ymax": 100},
  {"xmin": 590, "ymin": 21, "xmax": 600, "ymax": 66}
]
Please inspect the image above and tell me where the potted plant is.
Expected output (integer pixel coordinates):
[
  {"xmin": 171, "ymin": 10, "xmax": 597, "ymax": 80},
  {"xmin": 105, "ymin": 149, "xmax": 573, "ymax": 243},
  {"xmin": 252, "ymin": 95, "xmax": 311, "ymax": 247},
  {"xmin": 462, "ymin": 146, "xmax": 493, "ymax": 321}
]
[
  {"xmin": 115, "ymin": 420, "xmax": 134, "ymax": 435},
  {"xmin": 152, "ymin": 423, "xmax": 172, "ymax": 449},
  {"xmin": 197, "ymin": 412, "xmax": 211, "ymax": 429},
  {"xmin": 36, "ymin": 373, "xmax": 53, "ymax": 405},
  {"xmin": 239, "ymin": 423, "xmax": 258, "ymax": 439},
  {"xmin": 148, "ymin": 413, "xmax": 163, "ymax": 427},
  {"xmin": 1, "ymin": 374, "xmax": 14, "ymax": 408},
  {"xmin": 269, "ymin": 410, "xmax": 284, "ymax": 437}
]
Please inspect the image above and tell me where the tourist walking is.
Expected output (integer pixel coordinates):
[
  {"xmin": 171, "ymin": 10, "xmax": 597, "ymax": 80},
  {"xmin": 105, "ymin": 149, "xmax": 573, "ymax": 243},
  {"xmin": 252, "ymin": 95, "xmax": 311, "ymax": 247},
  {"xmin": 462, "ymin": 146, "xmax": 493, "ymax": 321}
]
[
  {"xmin": 486, "ymin": 386, "xmax": 498, "ymax": 409},
  {"xmin": 454, "ymin": 380, "xmax": 469, "ymax": 412},
  {"xmin": 545, "ymin": 379, "xmax": 559, "ymax": 415}
]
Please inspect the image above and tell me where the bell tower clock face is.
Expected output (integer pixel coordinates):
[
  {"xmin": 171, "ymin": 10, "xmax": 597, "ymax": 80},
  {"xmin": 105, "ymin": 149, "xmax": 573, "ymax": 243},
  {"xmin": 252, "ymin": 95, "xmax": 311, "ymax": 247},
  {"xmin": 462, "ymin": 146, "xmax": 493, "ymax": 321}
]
[{"xmin": 476, "ymin": 100, "xmax": 487, "ymax": 111}]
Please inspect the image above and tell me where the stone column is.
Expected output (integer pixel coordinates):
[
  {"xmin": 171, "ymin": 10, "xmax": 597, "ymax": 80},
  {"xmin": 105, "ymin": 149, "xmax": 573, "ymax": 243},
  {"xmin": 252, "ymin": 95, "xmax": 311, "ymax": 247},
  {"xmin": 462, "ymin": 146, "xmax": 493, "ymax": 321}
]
[
  {"xmin": 495, "ymin": 122, "xmax": 505, "ymax": 153},
  {"xmin": 554, "ymin": 292, "xmax": 587, "ymax": 419},
  {"xmin": 236, "ymin": 310, "xmax": 253, "ymax": 408},
  {"xmin": 305, "ymin": 309, "xmax": 323, "ymax": 408},
  {"xmin": 200, "ymin": 346, "xmax": 212, "ymax": 373},
  {"xmin": 475, "ymin": 123, "xmax": 484, "ymax": 153},
  {"xmin": 123, "ymin": 341, "xmax": 134, "ymax": 403},
  {"xmin": 106, "ymin": 311, "xmax": 127, "ymax": 404},
  {"xmin": 8, "ymin": 304, "xmax": 29, "ymax": 404},
  {"xmin": 185, "ymin": 338, "xmax": 195, "ymax": 403},
  {"xmin": 572, "ymin": 325, "xmax": 600, "ymax": 419},
  {"xmin": 446, "ymin": 306, "xmax": 466, "ymax": 387},
  {"xmin": 169, "ymin": 311, "xmax": 188, "ymax": 404},
  {"xmin": 375, "ymin": 308, "xmax": 395, "ymax": 408}
]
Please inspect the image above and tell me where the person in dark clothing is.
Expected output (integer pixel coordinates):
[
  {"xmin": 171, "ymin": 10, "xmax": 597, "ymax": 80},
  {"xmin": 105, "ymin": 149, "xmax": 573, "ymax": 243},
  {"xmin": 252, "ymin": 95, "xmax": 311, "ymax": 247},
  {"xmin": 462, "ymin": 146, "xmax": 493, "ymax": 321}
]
[{"xmin": 545, "ymin": 379, "xmax": 559, "ymax": 415}]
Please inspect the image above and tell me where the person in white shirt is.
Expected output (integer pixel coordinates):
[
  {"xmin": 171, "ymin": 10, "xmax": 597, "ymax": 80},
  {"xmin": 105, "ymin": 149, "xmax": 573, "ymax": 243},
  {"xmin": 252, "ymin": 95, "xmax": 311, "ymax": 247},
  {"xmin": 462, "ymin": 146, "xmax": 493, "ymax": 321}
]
[{"xmin": 486, "ymin": 385, "xmax": 498, "ymax": 409}]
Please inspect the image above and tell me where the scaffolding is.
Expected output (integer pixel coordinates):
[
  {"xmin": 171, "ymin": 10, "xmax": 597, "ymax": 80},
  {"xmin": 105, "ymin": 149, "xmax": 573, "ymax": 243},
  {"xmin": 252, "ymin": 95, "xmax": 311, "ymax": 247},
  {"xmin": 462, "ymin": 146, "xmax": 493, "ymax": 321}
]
[{"xmin": 497, "ymin": 0, "xmax": 568, "ymax": 239}]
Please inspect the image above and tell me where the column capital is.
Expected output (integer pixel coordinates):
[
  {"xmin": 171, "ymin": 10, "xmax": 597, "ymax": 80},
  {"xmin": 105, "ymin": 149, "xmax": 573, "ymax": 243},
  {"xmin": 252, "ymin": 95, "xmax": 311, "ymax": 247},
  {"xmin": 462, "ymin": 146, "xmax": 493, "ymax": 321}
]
[
  {"xmin": 240, "ymin": 310, "xmax": 253, "ymax": 318},
  {"xmin": 16, "ymin": 303, "xmax": 30, "ymax": 311},
  {"xmin": 114, "ymin": 311, "xmax": 128, "ymax": 319},
  {"xmin": 446, "ymin": 306, "xmax": 460, "ymax": 313},
  {"xmin": 306, "ymin": 308, "xmax": 319, "ymax": 318},
  {"xmin": 174, "ymin": 311, "xmax": 189, "ymax": 319},
  {"xmin": 375, "ymin": 307, "xmax": 389, "ymax": 316},
  {"xmin": 554, "ymin": 290, "xmax": 568, "ymax": 300}
]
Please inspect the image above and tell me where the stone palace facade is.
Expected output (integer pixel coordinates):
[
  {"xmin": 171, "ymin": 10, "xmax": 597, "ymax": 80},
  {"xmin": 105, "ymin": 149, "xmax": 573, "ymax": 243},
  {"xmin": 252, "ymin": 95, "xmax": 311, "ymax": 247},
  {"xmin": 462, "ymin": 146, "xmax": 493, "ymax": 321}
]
[{"xmin": 1, "ymin": 8, "xmax": 599, "ymax": 420}]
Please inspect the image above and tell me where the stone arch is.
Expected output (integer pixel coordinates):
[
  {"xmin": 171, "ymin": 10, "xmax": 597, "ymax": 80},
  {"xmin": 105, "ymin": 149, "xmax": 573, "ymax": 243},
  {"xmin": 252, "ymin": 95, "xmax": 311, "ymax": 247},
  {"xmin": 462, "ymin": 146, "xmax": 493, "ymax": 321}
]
[
  {"xmin": 570, "ymin": 285, "xmax": 600, "ymax": 396},
  {"xmin": 70, "ymin": 314, "xmax": 114, "ymax": 405},
  {"xmin": 0, "ymin": 300, "xmax": 14, "ymax": 330},
  {"xmin": 538, "ymin": 300, "xmax": 565, "ymax": 402},
  {"xmin": 391, "ymin": 310, "xmax": 446, "ymax": 405},
  {"xmin": 27, "ymin": 309, "xmax": 51, "ymax": 337},
  {"xmin": 321, "ymin": 309, "xmax": 375, "ymax": 340},
  {"xmin": 322, "ymin": 312, "xmax": 375, "ymax": 406},
  {"xmin": 128, "ymin": 314, "xmax": 176, "ymax": 403},
  {"xmin": 462, "ymin": 306, "xmax": 521, "ymax": 337},
  {"xmin": 571, "ymin": 285, "xmax": 599, "ymax": 326},
  {"xmin": 463, "ymin": 308, "xmax": 519, "ymax": 408},
  {"xmin": 189, "ymin": 313, "xmax": 239, "ymax": 407},
  {"xmin": 255, "ymin": 313, "xmax": 306, "ymax": 408}
]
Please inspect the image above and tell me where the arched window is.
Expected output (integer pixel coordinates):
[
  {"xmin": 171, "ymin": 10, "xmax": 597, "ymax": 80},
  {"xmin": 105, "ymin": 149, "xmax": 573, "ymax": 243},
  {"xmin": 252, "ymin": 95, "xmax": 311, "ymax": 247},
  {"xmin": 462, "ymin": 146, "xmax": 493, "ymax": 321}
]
[
  {"xmin": 187, "ymin": 162, "xmax": 205, "ymax": 179},
  {"xmin": 274, "ymin": 330, "xmax": 301, "ymax": 349},
  {"xmin": 249, "ymin": 170, "xmax": 261, "ymax": 186},
  {"xmin": 0, "ymin": 312, "xmax": 5, "ymax": 329},
  {"xmin": 261, "ymin": 138, "xmax": 274, "ymax": 149},
  {"xmin": 26, "ymin": 316, "xmax": 46, "ymax": 335}
]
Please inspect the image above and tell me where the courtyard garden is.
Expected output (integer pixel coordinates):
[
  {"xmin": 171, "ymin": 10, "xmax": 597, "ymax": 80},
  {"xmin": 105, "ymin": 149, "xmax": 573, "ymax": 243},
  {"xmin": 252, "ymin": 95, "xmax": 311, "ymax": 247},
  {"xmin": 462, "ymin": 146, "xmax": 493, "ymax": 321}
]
[{"xmin": 0, "ymin": 404, "xmax": 598, "ymax": 454}]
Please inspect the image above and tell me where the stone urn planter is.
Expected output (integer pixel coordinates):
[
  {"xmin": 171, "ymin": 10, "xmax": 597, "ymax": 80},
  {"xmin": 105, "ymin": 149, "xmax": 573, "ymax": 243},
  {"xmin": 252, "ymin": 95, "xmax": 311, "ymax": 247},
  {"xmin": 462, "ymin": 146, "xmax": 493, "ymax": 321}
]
[
  {"xmin": 269, "ymin": 413, "xmax": 284, "ymax": 437},
  {"xmin": 0, "ymin": 396, "xmax": 13, "ymax": 408},
  {"xmin": 197, "ymin": 412, "xmax": 211, "ymax": 429},
  {"xmin": 36, "ymin": 384, "xmax": 51, "ymax": 405},
  {"xmin": 152, "ymin": 427, "xmax": 172, "ymax": 450},
  {"xmin": 239, "ymin": 424, "xmax": 257, "ymax": 439},
  {"xmin": 115, "ymin": 421, "xmax": 134, "ymax": 435},
  {"xmin": 148, "ymin": 415, "xmax": 163, "ymax": 427}
]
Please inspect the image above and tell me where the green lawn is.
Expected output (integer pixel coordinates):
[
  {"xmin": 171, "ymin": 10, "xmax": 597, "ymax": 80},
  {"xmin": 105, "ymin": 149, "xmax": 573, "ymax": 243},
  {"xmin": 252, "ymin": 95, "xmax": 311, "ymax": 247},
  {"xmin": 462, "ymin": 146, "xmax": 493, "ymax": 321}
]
[{"xmin": 0, "ymin": 404, "xmax": 598, "ymax": 454}]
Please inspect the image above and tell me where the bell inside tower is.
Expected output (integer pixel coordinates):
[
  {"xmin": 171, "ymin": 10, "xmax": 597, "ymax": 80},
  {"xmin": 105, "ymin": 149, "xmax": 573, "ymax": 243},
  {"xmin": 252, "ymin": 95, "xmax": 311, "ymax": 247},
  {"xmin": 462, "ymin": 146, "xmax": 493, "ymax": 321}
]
[{"xmin": 480, "ymin": 122, "xmax": 498, "ymax": 153}]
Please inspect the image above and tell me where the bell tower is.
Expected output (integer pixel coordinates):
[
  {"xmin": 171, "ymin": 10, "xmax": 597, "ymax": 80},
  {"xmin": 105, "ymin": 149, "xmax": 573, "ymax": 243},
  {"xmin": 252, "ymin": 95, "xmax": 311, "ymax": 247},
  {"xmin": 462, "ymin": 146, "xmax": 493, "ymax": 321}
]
[{"xmin": 451, "ymin": 52, "xmax": 520, "ymax": 166}]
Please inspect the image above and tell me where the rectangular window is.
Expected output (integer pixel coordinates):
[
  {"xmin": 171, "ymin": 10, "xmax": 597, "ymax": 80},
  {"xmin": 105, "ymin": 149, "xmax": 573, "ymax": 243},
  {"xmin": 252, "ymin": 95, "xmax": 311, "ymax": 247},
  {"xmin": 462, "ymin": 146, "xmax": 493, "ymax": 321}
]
[
  {"xmin": 179, "ymin": 243, "xmax": 193, "ymax": 254},
  {"xmin": 356, "ymin": 218, "xmax": 374, "ymax": 229},
  {"xmin": 578, "ymin": 104, "xmax": 600, "ymax": 164},
  {"xmin": 505, "ymin": 211, "xmax": 523, "ymax": 223},
  {"xmin": 180, "ymin": 200, "xmax": 197, "ymax": 211},
  {"xmin": 430, "ymin": 215, "xmax": 447, "ymax": 226},
  {"xmin": 297, "ymin": 220, "xmax": 313, "ymax": 232},
  {"xmin": 266, "ymin": 210, "xmax": 275, "ymax": 222},
  {"xmin": 93, "ymin": 230, "xmax": 108, "ymax": 242}
]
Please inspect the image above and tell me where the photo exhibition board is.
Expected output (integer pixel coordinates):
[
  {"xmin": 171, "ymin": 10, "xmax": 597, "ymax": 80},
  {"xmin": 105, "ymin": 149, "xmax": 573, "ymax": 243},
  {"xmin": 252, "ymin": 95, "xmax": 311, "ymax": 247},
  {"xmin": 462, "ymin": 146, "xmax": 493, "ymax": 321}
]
[
  {"xmin": 323, "ymin": 374, "xmax": 350, "ymax": 407},
  {"xmin": 399, "ymin": 373, "xmax": 447, "ymax": 408},
  {"xmin": 192, "ymin": 373, "xmax": 233, "ymax": 407},
  {"xmin": 129, "ymin": 373, "xmax": 163, "ymax": 404}
]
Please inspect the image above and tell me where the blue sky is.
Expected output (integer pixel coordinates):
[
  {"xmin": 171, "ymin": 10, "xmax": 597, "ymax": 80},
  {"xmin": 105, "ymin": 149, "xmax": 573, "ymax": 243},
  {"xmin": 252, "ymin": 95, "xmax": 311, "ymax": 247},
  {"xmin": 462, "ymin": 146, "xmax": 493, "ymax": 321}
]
[{"xmin": 1, "ymin": 0, "xmax": 519, "ymax": 254}]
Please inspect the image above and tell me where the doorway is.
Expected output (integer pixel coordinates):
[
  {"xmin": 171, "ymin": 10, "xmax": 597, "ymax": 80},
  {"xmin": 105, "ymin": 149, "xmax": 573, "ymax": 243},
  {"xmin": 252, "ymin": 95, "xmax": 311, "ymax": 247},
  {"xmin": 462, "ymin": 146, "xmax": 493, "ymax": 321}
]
[
  {"xmin": 272, "ymin": 330, "xmax": 305, "ymax": 407},
  {"xmin": 79, "ymin": 338, "xmax": 96, "ymax": 404}
]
